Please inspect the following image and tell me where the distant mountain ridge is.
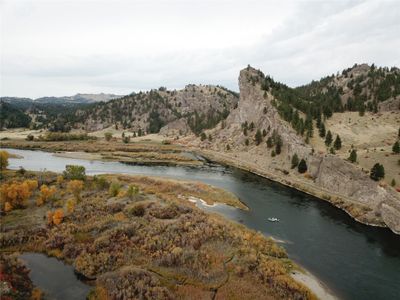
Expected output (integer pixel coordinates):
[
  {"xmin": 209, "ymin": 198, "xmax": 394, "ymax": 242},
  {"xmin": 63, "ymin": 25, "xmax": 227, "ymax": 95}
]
[{"xmin": 1, "ymin": 93, "xmax": 123, "ymax": 105}]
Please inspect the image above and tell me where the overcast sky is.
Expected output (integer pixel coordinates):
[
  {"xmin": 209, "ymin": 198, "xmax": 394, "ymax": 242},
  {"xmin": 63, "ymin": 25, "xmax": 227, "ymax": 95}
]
[{"xmin": 1, "ymin": 0, "xmax": 399, "ymax": 98}]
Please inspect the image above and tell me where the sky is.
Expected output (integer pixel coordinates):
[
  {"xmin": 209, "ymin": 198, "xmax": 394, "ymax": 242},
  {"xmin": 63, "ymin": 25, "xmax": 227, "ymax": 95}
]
[{"xmin": 1, "ymin": 0, "xmax": 400, "ymax": 98}]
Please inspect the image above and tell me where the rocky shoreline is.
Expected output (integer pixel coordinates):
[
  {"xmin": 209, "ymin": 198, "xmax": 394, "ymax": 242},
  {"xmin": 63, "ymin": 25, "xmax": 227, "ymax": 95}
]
[{"xmin": 195, "ymin": 149, "xmax": 400, "ymax": 235}]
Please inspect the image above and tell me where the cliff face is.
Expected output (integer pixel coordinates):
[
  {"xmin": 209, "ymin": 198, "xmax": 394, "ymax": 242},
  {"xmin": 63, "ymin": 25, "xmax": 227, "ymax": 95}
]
[{"xmin": 195, "ymin": 66, "xmax": 400, "ymax": 234}]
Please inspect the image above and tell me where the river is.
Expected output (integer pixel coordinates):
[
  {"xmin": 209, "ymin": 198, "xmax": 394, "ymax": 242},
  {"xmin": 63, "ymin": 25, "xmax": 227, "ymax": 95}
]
[{"xmin": 5, "ymin": 148, "xmax": 400, "ymax": 300}]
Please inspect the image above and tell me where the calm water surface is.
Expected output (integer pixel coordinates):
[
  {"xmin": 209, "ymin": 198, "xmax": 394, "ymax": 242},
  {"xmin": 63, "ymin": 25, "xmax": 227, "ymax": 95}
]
[{"xmin": 5, "ymin": 148, "xmax": 400, "ymax": 300}]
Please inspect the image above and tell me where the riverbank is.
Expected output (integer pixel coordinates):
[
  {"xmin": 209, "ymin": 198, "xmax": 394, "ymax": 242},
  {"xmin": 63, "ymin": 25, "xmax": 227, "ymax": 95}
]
[
  {"xmin": 1, "ymin": 169, "xmax": 320, "ymax": 299},
  {"xmin": 195, "ymin": 148, "xmax": 396, "ymax": 232}
]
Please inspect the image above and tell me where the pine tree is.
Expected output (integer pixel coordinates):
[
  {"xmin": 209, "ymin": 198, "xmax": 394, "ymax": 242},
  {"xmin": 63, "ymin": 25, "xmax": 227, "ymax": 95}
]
[
  {"xmin": 249, "ymin": 122, "xmax": 255, "ymax": 131},
  {"xmin": 392, "ymin": 141, "xmax": 400, "ymax": 154},
  {"xmin": 334, "ymin": 135, "xmax": 342, "ymax": 150},
  {"xmin": 291, "ymin": 153, "xmax": 299, "ymax": 169},
  {"xmin": 266, "ymin": 137, "xmax": 273, "ymax": 148},
  {"xmin": 255, "ymin": 129, "xmax": 262, "ymax": 145},
  {"xmin": 245, "ymin": 139, "xmax": 249, "ymax": 146},
  {"xmin": 319, "ymin": 123, "xmax": 326, "ymax": 138},
  {"xmin": 391, "ymin": 178, "xmax": 396, "ymax": 187},
  {"xmin": 349, "ymin": 149, "xmax": 357, "ymax": 163},
  {"xmin": 298, "ymin": 159, "xmax": 307, "ymax": 174},
  {"xmin": 275, "ymin": 136, "xmax": 282, "ymax": 155},
  {"xmin": 262, "ymin": 129, "xmax": 267, "ymax": 137},
  {"xmin": 370, "ymin": 163, "xmax": 385, "ymax": 181},
  {"xmin": 325, "ymin": 130, "xmax": 333, "ymax": 146}
]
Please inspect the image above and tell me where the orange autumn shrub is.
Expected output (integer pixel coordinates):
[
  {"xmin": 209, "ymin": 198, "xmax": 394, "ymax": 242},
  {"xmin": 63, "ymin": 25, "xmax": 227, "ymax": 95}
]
[
  {"xmin": 67, "ymin": 180, "xmax": 84, "ymax": 200},
  {"xmin": 25, "ymin": 179, "xmax": 38, "ymax": 191},
  {"xmin": 52, "ymin": 209, "xmax": 64, "ymax": 225},
  {"xmin": 47, "ymin": 209, "xmax": 64, "ymax": 225},
  {"xmin": 36, "ymin": 185, "xmax": 57, "ymax": 206},
  {"xmin": 0, "ymin": 181, "xmax": 33, "ymax": 209}
]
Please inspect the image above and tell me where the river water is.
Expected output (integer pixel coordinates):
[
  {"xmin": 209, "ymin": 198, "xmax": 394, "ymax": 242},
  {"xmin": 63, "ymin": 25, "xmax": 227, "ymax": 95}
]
[{"xmin": 5, "ymin": 148, "xmax": 400, "ymax": 300}]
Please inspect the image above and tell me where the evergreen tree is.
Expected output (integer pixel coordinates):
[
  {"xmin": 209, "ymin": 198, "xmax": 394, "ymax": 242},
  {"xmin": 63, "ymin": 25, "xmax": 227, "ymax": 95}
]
[
  {"xmin": 291, "ymin": 153, "xmax": 299, "ymax": 169},
  {"xmin": 325, "ymin": 130, "xmax": 333, "ymax": 146},
  {"xmin": 334, "ymin": 135, "xmax": 342, "ymax": 150},
  {"xmin": 298, "ymin": 159, "xmax": 307, "ymax": 174},
  {"xmin": 266, "ymin": 137, "xmax": 273, "ymax": 148},
  {"xmin": 319, "ymin": 123, "xmax": 326, "ymax": 138},
  {"xmin": 255, "ymin": 129, "xmax": 262, "ymax": 145},
  {"xmin": 391, "ymin": 178, "xmax": 396, "ymax": 187},
  {"xmin": 370, "ymin": 163, "xmax": 385, "ymax": 181},
  {"xmin": 392, "ymin": 141, "xmax": 400, "ymax": 154},
  {"xmin": 245, "ymin": 139, "xmax": 249, "ymax": 146},
  {"xmin": 200, "ymin": 132, "xmax": 207, "ymax": 141},
  {"xmin": 275, "ymin": 136, "xmax": 282, "ymax": 155},
  {"xmin": 262, "ymin": 129, "xmax": 267, "ymax": 137},
  {"xmin": 349, "ymin": 149, "xmax": 357, "ymax": 163},
  {"xmin": 249, "ymin": 122, "xmax": 255, "ymax": 131}
]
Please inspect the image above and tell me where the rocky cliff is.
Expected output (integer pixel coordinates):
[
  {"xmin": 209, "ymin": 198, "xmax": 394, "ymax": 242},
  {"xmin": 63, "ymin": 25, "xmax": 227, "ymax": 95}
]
[{"xmin": 192, "ymin": 66, "xmax": 400, "ymax": 234}]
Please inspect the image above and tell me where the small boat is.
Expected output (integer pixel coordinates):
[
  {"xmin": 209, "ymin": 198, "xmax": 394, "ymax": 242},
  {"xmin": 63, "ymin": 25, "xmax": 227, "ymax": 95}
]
[{"xmin": 268, "ymin": 217, "xmax": 280, "ymax": 222}]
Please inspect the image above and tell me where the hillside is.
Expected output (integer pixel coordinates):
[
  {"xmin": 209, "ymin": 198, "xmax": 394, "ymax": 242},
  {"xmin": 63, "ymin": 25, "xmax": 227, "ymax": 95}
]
[
  {"xmin": 76, "ymin": 85, "xmax": 239, "ymax": 136},
  {"xmin": 0, "ymin": 102, "xmax": 32, "ymax": 130},
  {"xmin": 188, "ymin": 65, "xmax": 400, "ymax": 234},
  {"xmin": 0, "ymin": 94, "xmax": 121, "ymax": 131}
]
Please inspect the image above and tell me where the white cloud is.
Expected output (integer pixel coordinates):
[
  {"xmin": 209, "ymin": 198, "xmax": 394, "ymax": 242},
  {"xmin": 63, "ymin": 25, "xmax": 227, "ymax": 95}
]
[{"xmin": 1, "ymin": 0, "xmax": 399, "ymax": 98}]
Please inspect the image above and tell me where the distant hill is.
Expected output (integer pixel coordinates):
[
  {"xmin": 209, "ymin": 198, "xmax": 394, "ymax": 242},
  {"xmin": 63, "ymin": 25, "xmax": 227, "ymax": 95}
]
[
  {"xmin": 75, "ymin": 85, "xmax": 239, "ymax": 135},
  {"xmin": 1, "ymin": 93, "xmax": 123, "ymax": 106}
]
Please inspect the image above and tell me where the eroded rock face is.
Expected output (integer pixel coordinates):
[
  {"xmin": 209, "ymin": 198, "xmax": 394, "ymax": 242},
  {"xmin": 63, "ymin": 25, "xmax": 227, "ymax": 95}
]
[{"xmin": 199, "ymin": 66, "xmax": 400, "ymax": 234}]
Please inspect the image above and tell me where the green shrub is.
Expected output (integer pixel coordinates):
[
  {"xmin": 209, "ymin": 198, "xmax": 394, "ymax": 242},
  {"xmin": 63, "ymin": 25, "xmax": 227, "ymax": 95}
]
[
  {"xmin": 104, "ymin": 132, "xmax": 113, "ymax": 141},
  {"xmin": 63, "ymin": 165, "xmax": 86, "ymax": 180},
  {"xmin": 109, "ymin": 181, "xmax": 121, "ymax": 197},
  {"xmin": 126, "ymin": 185, "xmax": 139, "ymax": 198},
  {"xmin": 93, "ymin": 176, "xmax": 109, "ymax": 190}
]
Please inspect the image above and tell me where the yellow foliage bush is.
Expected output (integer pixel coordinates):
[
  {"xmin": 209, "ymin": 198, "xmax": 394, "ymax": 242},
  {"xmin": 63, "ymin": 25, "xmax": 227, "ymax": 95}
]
[{"xmin": 66, "ymin": 198, "xmax": 76, "ymax": 214}]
